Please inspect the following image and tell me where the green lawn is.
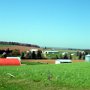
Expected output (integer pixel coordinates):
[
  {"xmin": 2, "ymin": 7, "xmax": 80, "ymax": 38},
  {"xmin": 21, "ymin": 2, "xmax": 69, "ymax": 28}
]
[{"xmin": 0, "ymin": 62, "xmax": 90, "ymax": 90}]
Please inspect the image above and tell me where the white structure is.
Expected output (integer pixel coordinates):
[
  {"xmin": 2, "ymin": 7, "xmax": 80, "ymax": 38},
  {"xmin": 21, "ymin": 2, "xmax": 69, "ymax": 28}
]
[
  {"xmin": 43, "ymin": 50, "xmax": 59, "ymax": 54},
  {"xmin": 30, "ymin": 49, "xmax": 38, "ymax": 52},
  {"xmin": 55, "ymin": 59, "xmax": 72, "ymax": 64},
  {"xmin": 62, "ymin": 52, "xmax": 68, "ymax": 55},
  {"xmin": 85, "ymin": 54, "xmax": 90, "ymax": 62},
  {"xmin": 71, "ymin": 53, "xmax": 74, "ymax": 56},
  {"xmin": 7, "ymin": 57, "xmax": 21, "ymax": 61}
]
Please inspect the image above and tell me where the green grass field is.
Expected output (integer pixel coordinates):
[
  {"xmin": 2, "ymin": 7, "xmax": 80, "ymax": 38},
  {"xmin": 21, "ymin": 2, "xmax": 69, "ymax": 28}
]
[
  {"xmin": 44, "ymin": 49, "xmax": 79, "ymax": 59},
  {"xmin": 45, "ymin": 52, "xmax": 78, "ymax": 60},
  {"xmin": 0, "ymin": 62, "xmax": 90, "ymax": 90}
]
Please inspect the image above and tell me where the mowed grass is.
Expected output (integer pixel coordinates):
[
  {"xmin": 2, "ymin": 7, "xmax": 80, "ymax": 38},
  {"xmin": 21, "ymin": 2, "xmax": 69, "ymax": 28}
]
[{"xmin": 0, "ymin": 63, "xmax": 90, "ymax": 90}]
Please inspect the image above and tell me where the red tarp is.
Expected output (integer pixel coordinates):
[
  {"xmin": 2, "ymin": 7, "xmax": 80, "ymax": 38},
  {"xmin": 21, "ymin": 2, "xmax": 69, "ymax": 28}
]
[{"xmin": 0, "ymin": 58, "xmax": 21, "ymax": 66}]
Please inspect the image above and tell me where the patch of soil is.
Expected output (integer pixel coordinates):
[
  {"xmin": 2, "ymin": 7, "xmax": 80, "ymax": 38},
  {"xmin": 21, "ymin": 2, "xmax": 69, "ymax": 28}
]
[
  {"xmin": 0, "ymin": 45, "xmax": 41, "ymax": 52},
  {"xmin": 21, "ymin": 59, "xmax": 85, "ymax": 64}
]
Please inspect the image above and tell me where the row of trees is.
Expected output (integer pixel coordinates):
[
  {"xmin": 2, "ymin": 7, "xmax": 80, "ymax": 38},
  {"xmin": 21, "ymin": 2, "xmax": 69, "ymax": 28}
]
[
  {"xmin": 76, "ymin": 51, "xmax": 88, "ymax": 60},
  {"xmin": 21, "ymin": 50, "xmax": 43, "ymax": 59},
  {"xmin": 0, "ymin": 48, "xmax": 43, "ymax": 59},
  {"xmin": 0, "ymin": 47, "xmax": 90, "ymax": 60},
  {"xmin": 0, "ymin": 48, "xmax": 20, "ymax": 58},
  {"xmin": 52, "ymin": 54, "xmax": 72, "ymax": 59},
  {"xmin": 0, "ymin": 41, "xmax": 40, "ymax": 48}
]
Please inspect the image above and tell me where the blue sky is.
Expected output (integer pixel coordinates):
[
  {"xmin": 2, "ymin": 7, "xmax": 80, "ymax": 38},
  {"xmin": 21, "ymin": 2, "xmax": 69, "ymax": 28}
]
[{"xmin": 0, "ymin": 0, "xmax": 90, "ymax": 49}]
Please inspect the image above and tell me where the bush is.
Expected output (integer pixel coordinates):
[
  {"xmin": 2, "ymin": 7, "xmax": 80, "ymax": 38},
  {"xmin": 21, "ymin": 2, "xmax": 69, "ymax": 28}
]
[
  {"xmin": 11, "ymin": 49, "xmax": 20, "ymax": 56},
  {"xmin": 37, "ymin": 50, "xmax": 42, "ymax": 59}
]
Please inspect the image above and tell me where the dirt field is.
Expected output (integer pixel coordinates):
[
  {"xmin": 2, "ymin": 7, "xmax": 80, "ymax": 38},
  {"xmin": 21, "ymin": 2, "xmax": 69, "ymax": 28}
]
[
  {"xmin": 0, "ymin": 45, "xmax": 40, "ymax": 52},
  {"xmin": 22, "ymin": 59, "xmax": 84, "ymax": 64}
]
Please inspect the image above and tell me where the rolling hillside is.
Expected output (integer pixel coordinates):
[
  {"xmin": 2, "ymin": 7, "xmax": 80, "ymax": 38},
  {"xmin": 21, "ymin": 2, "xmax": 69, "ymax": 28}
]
[
  {"xmin": 0, "ymin": 45, "xmax": 40, "ymax": 52},
  {"xmin": 0, "ymin": 41, "xmax": 41, "ymax": 52}
]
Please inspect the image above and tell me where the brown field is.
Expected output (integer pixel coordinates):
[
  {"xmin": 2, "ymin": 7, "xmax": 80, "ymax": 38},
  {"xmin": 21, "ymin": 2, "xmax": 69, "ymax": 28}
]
[
  {"xmin": 22, "ymin": 59, "xmax": 84, "ymax": 64},
  {"xmin": 0, "ymin": 45, "xmax": 41, "ymax": 52}
]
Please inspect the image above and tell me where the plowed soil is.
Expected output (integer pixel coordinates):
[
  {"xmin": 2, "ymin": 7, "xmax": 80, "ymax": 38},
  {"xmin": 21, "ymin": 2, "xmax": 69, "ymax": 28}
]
[
  {"xmin": 22, "ymin": 59, "xmax": 84, "ymax": 64},
  {"xmin": 0, "ymin": 45, "xmax": 40, "ymax": 52}
]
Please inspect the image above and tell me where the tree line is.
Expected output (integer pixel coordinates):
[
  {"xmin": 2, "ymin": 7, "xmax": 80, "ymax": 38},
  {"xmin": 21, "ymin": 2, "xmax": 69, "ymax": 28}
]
[
  {"xmin": 21, "ymin": 50, "xmax": 43, "ymax": 59},
  {"xmin": 0, "ymin": 48, "xmax": 20, "ymax": 58},
  {"xmin": 0, "ymin": 41, "xmax": 40, "ymax": 48},
  {"xmin": 0, "ymin": 48, "xmax": 43, "ymax": 59}
]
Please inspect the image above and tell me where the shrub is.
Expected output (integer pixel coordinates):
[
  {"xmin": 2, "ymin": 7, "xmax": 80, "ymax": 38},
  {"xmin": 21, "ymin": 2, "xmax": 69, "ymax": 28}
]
[{"xmin": 11, "ymin": 49, "xmax": 20, "ymax": 56}]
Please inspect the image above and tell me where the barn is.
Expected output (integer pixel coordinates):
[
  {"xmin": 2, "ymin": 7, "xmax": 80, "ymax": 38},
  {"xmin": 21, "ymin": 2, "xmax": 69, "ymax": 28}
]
[{"xmin": 0, "ymin": 58, "xmax": 21, "ymax": 66}]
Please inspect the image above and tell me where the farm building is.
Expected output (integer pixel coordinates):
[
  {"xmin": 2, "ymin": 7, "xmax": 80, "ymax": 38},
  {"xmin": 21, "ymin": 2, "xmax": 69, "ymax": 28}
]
[
  {"xmin": 30, "ymin": 49, "xmax": 39, "ymax": 52},
  {"xmin": 0, "ymin": 58, "xmax": 21, "ymax": 66},
  {"xmin": 43, "ymin": 50, "xmax": 59, "ymax": 54},
  {"xmin": 55, "ymin": 59, "xmax": 72, "ymax": 64},
  {"xmin": 42, "ymin": 50, "xmax": 59, "ymax": 59}
]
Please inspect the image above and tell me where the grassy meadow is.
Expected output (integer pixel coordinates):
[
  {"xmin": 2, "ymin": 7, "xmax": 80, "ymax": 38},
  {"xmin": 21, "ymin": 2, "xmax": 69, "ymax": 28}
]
[
  {"xmin": 45, "ymin": 50, "xmax": 78, "ymax": 60},
  {"xmin": 0, "ymin": 62, "xmax": 90, "ymax": 90}
]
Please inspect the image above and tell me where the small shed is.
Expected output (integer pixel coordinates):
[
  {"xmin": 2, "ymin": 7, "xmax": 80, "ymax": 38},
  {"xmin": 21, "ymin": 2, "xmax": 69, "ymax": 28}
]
[
  {"xmin": 55, "ymin": 59, "xmax": 72, "ymax": 64},
  {"xmin": 0, "ymin": 58, "xmax": 21, "ymax": 66}
]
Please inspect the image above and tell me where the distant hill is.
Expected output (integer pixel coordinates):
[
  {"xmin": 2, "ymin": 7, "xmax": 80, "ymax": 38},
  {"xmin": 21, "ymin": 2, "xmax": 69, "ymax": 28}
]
[
  {"xmin": 0, "ymin": 41, "xmax": 40, "ymax": 52},
  {"xmin": 0, "ymin": 41, "xmax": 40, "ymax": 48},
  {"xmin": 0, "ymin": 45, "xmax": 41, "ymax": 52}
]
